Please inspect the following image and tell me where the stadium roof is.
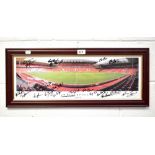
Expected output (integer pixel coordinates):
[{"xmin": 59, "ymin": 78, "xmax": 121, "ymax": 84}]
[
  {"xmin": 95, "ymin": 58, "xmax": 129, "ymax": 66},
  {"xmin": 24, "ymin": 57, "xmax": 98, "ymax": 63},
  {"xmin": 23, "ymin": 57, "xmax": 130, "ymax": 65}
]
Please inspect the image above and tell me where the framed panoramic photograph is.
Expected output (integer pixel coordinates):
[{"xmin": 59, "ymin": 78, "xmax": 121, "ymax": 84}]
[{"xmin": 6, "ymin": 48, "xmax": 149, "ymax": 107}]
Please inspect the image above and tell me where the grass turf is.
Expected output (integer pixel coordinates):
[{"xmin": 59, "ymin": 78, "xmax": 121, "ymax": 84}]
[{"xmin": 28, "ymin": 71, "xmax": 125, "ymax": 85}]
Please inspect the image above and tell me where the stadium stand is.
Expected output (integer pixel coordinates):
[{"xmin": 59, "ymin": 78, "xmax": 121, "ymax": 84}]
[{"xmin": 16, "ymin": 58, "xmax": 139, "ymax": 91}]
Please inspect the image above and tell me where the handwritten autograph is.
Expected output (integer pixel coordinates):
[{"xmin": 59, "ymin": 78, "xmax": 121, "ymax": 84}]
[{"xmin": 16, "ymin": 90, "xmax": 138, "ymax": 99}]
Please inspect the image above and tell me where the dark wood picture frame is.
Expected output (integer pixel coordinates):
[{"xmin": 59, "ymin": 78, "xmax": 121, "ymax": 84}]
[{"xmin": 6, "ymin": 48, "xmax": 149, "ymax": 107}]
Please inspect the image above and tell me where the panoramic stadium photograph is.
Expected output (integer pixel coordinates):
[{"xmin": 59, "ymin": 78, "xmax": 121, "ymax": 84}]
[{"xmin": 13, "ymin": 55, "xmax": 142, "ymax": 100}]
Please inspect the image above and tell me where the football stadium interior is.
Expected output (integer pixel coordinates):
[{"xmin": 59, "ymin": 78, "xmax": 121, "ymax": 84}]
[{"xmin": 16, "ymin": 57, "xmax": 139, "ymax": 91}]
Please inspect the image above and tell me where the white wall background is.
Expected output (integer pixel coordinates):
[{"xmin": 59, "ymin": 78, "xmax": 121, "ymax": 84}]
[
  {"xmin": 0, "ymin": 0, "xmax": 155, "ymax": 116},
  {"xmin": 0, "ymin": 1, "xmax": 155, "ymax": 155},
  {"xmin": 0, "ymin": 0, "xmax": 155, "ymax": 40}
]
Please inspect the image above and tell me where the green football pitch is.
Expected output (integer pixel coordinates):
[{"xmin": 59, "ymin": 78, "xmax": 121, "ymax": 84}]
[{"xmin": 29, "ymin": 72, "xmax": 125, "ymax": 85}]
